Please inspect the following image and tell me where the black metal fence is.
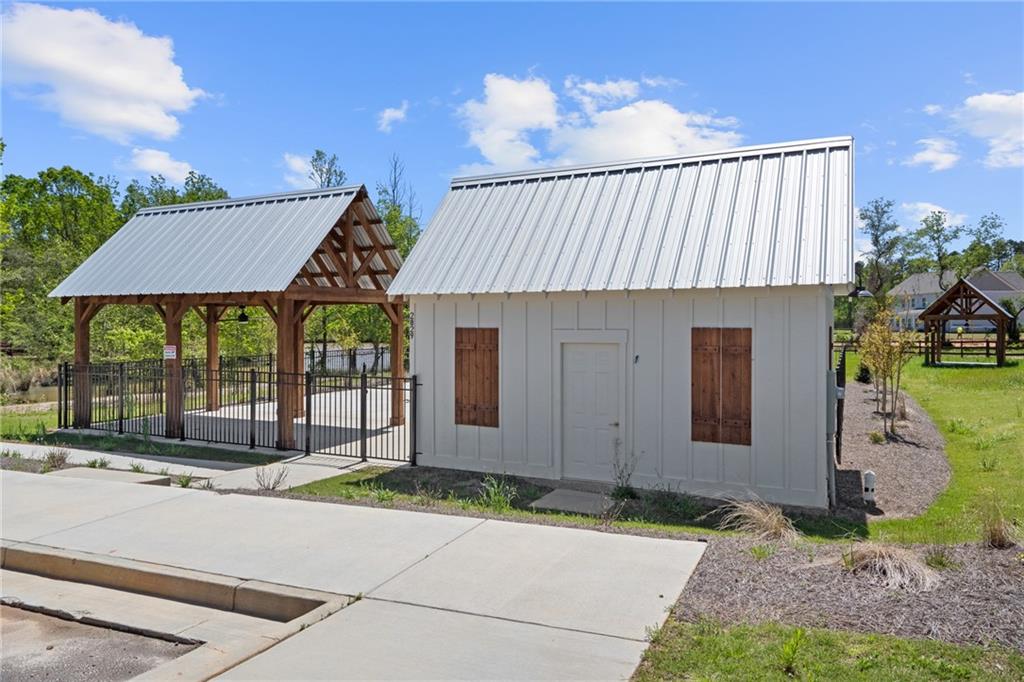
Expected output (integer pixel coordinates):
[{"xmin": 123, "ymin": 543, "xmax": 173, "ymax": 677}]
[{"xmin": 57, "ymin": 362, "xmax": 416, "ymax": 463}]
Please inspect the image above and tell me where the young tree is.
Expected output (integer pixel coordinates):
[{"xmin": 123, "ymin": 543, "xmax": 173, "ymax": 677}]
[
  {"xmin": 858, "ymin": 198, "xmax": 903, "ymax": 295},
  {"xmin": 860, "ymin": 308, "xmax": 918, "ymax": 435},
  {"xmin": 912, "ymin": 210, "xmax": 961, "ymax": 289},
  {"xmin": 308, "ymin": 150, "xmax": 347, "ymax": 189},
  {"xmin": 1000, "ymin": 297, "xmax": 1024, "ymax": 343},
  {"xmin": 375, "ymin": 154, "xmax": 421, "ymax": 258}
]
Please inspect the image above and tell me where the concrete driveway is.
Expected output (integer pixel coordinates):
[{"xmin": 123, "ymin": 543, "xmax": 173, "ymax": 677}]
[{"xmin": 1, "ymin": 470, "xmax": 705, "ymax": 680}]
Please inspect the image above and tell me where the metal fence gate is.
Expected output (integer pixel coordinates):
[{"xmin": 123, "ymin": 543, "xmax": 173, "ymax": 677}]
[{"xmin": 58, "ymin": 361, "xmax": 417, "ymax": 464}]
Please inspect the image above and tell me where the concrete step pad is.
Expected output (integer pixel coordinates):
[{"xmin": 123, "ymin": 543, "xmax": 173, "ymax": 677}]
[
  {"xmin": 530, "ymin": 488, "xmax": 614, "ymax": 515},
  {"xmin": 48, "ymin": 467, "xmax": 171, "ymax": 486}
]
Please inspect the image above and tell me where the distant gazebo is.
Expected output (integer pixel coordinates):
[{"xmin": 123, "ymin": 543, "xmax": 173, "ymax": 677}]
[{"xmin": 918, "ymin": 278, "xmax": 1011, "ymax": 366}]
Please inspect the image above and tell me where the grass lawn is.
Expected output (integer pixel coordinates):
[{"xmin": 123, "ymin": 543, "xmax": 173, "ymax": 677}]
[
  {"xmin": 845, "ymin": 353, "xmax": 1024, "ymax": 544},
  {"xmin": 636, "ymin": 620, "xmax": 1024, "ymax": 681},
  {"xmin": 0, "ymin": 406, "xmax": 281, "ymax": 465}
]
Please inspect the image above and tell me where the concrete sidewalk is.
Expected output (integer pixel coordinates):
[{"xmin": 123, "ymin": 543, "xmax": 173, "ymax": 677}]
[{"xmin": 1, "ymin": 470, "xmax": 705, "ymax": 680}]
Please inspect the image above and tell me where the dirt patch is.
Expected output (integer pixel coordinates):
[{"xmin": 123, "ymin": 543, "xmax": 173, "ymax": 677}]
[
  {"xmin": 675, "ymin": 536, "xmax": 1024, "ymax": 651},
  {"xmin": 836, "ymin": 381, "xmax": 950, "ymax": 520},
  {"xmin": 0, "ymin": 606, "xmax": 196, "ymax": 681}
]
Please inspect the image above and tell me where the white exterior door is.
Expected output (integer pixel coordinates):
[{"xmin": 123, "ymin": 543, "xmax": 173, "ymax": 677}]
[{"xmin": 562, "ymin": 343, "xmax": 621, "ymax": 481}]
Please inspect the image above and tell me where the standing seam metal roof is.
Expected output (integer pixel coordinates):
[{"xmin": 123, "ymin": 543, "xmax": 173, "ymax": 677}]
[
  {"xmin": 50, "ymin": 186, "xmax": 402, "ymax": 297},
  {"xmin": 388, "ymin": 137, "xmax": 854, "ymax": 296}
]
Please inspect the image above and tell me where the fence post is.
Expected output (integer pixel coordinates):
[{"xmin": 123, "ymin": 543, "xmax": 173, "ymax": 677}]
[
  {"xmin": 63, "ymin": 362, "xmax": 71, "ymax": 429},
  {"xmin": 305, "ymin": 371, "xmax": 313, "ymax": 455},
  {"xmin": 308, "ymin": 347, "xmax": 315, "ymax": 375},
  {"xmin": 410, "ymin": 374, "xmax": 418, "ymax": 466},
  {"xmin": 249, "ymin": 369, "xmax": 257, "ymax": 450},
  {"xmin": 359, "ymin": 370, "xmax": 368, "ymax": 462},
  {"xmin": 117, "ymin": 362, "xmax": 126, "ymax": 434},
  {"xmin": 179, "ymin": 365, "xmax": 186, "ymax": 441},
  {"xmin": 56, "ymin": 363, "xmax": 64, "ymax": 429}
]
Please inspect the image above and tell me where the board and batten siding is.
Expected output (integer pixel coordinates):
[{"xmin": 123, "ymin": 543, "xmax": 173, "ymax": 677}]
[{"xmin": 410, "ymin": 286, "xmax": 834, "ymax": 508}]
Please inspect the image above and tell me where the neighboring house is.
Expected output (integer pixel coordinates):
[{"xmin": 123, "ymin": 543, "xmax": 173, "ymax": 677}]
[
  {"xmin": 389, "ymin": 137, "xmax": 855, "ymax": 510},
  {"xmin": 891, "ymin": 269, "xmax": 1024, "ymax": 331}
]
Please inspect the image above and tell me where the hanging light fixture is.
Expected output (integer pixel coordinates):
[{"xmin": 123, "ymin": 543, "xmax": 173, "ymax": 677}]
[{"xmin": 237, "ymin": 305, "xmax": 249, "ymax": 324}]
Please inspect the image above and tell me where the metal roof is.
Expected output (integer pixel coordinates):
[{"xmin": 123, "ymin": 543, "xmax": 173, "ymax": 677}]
[
  {"xmin": 50, "ymin": 186, "xmax": 402, "ymax": 297},
  {"xmin": 388, "ymin": 137, "xmax": 854, "ymax": 296}
]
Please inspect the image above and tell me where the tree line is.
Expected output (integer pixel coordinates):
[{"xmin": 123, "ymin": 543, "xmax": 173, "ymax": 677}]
[{"xmin": 0, "ymin": 143, "xmax": 420, "ymax": 383}]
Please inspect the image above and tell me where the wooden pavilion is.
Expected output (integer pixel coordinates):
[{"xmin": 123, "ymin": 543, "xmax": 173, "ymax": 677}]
[
  {"xmin": 51, "ymin": 186, "xmax": 405, "ymax": 449},
  {"xmin": 918, "ymin": 278, "xmax": 1011, "ymax": 366}
]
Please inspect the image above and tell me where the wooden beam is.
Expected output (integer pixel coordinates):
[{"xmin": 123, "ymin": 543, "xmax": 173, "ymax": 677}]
[
  {"xmin": 350, "ymin": 204, "xmax": 398, "ymax": 277},
  {"xmin": 344, "ymin": 209, "xmax": 355, "ymax": 283},
  {"xmin": 152, "ymin": 304, "xmax": 166, "ymax": 322},
  {"xmin": 378, "ymin": 301, "xmax": 399, "ymax": 325},
  {"xmin": 72, "ymin": 297, "xmax": 100, "ymax": 428},
  {"xmin": 322, "ymin": 236, "xmax": 356, "ymax": 288},
  {"xmin": 164, "ymin": 300, "xmax": 187, "ymax": 439},
  {"xmin": 260, "ymin": 300, "xmax": 277, "ymax": 323},
  {"xmin": 192, "ymin": 306, "xmax": 208, "ymax": 325},
  {"xmin": 283, "ymin": 284, "xmax": 394, "ymax": 304}
]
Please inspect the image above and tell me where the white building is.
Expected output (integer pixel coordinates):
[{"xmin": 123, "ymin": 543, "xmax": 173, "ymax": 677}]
[{"xmin": 389, "ymin": 137, "xmax": 855, "ymax": 509}]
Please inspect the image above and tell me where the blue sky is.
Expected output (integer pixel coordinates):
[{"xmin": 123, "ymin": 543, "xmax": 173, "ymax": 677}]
[{"xmin": 4, "ymin": 2, "xmax": 1022, "ymax": 254}]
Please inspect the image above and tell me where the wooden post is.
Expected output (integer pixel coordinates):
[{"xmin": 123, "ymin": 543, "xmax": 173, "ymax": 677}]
[
  {"xmin": 996, "ymin": 318, "xmax": 1006, "ymax": 367},
  {"xmin": 390, "ymin": 303, "xmax": 405, "ymax": 426},
  {"xmin": 163, "ymin": 301, "xmax": 187, "ymax": 439},
  {"xmin": 72, "ymin": 298, "xmax": 101, "ymax": 428},
  {"xmin": 206, "ymin": 304, "xmax": 220, "ymax": 412},
  {"xmin": 275, "ymin": 296, "xmax": 296, "ymax": 449},
  {"xmin": 294, "ymin": 312, "xmax": 305, "ymax": 418}
]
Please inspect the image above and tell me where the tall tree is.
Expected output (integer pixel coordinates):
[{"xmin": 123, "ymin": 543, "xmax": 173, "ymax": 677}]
[
  {"xmin": 956, "ymin": 213, "xmax": 1009, "ymax": 277},
  {"xmin": 912, "ymin": 210, "xmax": 962, "ymax": 288},
  {"xmin": 858, "ymin": 198, "xmax": 902, "ymax": 295},
  {"xmin": 308, "ymin": 150, "xmax": 347, "ymax": 188},
  {"xmin": 119, "ymin": 171, "xmax": 228, "ymax": 221}
]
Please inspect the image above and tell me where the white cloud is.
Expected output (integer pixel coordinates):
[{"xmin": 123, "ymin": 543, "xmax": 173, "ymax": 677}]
[
  {"xmin": 641, "ymin": 75, "xmax": 684, "ymax": 89},
  {"xmin": 377, "ymin": 100, "xmax": 409, "ymax": 133},
  {"xmin": 922, "ymin": 104, "xmax": 942, "ymax": 116},
  {"xmin": 130, "ymin": 148, "xmax": 192, "ymax": 183},
  {"xmin": 952, "ymin": 91, "xmax": 1023, "ymax": 168},
  {"xmin": 902, "ymin": 137, "xmax": 960, "ymax": 171},
  {"xmin": 901, "ymin": 201, "xmax": 967, "ymax": 227},
  {"xmin": 282, "ymin": 152, "xmax": 314, "ymax": 189},
  {"xmin": 459, "ymin": 74, "xmax": 560, "ymax": 171},
  {"xmin": 550, "ymin": 101, "xmax": 741, "ymax": 166},
  {"xmin": 3, "ymin": 2, "xmax": 204, "ymax": 143},
  {"xmin": 564, "ymin": 76, "xmax": 640, "ymax": 115},
  {"xmin": 457, "ymin": 73, "xmax": 741, "ymax": 173}
]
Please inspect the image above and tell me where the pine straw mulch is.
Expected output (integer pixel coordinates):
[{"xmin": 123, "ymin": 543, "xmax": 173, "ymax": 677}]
[
  {"xmin": 675, "ymin": 536, "xmax": 1024, "ymax": 652},
  {"xmin": 835, "ymin": 380, "xmax": 950, "ymax": 520}
]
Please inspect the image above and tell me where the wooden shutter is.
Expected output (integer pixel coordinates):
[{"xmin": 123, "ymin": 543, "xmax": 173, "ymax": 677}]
[
  {"xmin": 455, "ymin": 327, "xmax": 499, "ymax": 427},
  {"xmin": 691, "ymin": 328, "xmax": 721, "ymax": 443},
  {"xmin": 692, "ymin": 327, "xmax": 751, "ymax": 445},
  {"xmin": 720, "ymin": 328, "xmax": 752, "ymax": 445}
]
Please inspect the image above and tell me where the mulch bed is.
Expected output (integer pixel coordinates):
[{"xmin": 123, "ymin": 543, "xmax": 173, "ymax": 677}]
[
  {"xmin": 675, "ymin": 536, "xmax": 1024, "ymax": 652},
  {"xmin": 836, "ymin": 380, "xmax": 950, "ymax": 520}
]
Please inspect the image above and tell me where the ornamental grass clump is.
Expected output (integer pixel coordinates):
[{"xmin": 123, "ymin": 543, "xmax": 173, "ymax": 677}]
[
  {"xmin": 842, "ymin": 542, "xmax": 937, "ymax": 591},
  {"xmin": 979, "ymin": 496, "xmax": 1018, "ymax": 549},
  {"xmin": 716, "ymin": 499, "xmax": 800, "ymax": 543}
]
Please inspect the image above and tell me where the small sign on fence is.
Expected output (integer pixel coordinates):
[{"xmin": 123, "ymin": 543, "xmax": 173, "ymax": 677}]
[{"xmin": 163, "ymin": 345, "xmax": 177, "ymax": 360}]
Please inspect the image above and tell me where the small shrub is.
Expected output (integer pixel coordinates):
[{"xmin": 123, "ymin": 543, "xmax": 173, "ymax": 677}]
[
  {"xmin": 129, "ymin": 462, "xmax": 146, "ymax": 473},
  {"xmin": 842, "ymin": 542, "xmax": 937, "ymax": 591},
  {"xmin": 979, "ymin": 453, "xmax": 999, "ymax": 472},
  {"xmin": 198, "ymin": 478, "xmax": 216, "ymax": 490},
  {"xmin": 923, "ymin": 546, "xmax": 961, "ymax": 571},
  {"xmin": 868, "ymin": 431, "xmax": 885, "ymax": 444},
  {"xmin": 946, "ymin": 418, "xmax": 977, "ymax": 436},
  {"xmin": 750, "ymin": 544, "xmax": 776, "ymax": 562},
  {"xmin": 446, "ymin": 491, "xmax": 474, "ymax": 510},
  {"xmin": 412, "ymin": 482, "xmax": 444, "ymax": 506},
  {"xmin": 979, "ymin": 497, "xmax": 1018, "ymax": 549},
  {"xmin": 43, "ymin": 447, "xmax": 69, "ymax": 472},
  {"xmin": 716, "ymin": 499, "xmax": 799, "ymax": 543},
  {"xmin": 478, "ymin": 475, "xmax": 517, "ymax": 513},
  {"xmin": 362, "ymin": 481, "xmax": 396, "ymax": 504},
  {"xmin": 642, "ymin": 486, "xmax": 701, "ymax": 521},
  {"xmin": 158, "ymin": 467, "xmax": 170, "ymax": 476},
  {"xmin": 254, "ymin": 466, "xmax": 289, "ymax": 491},
  {"xmin": 779, "ymin": 627, "xmax": 806, "ymax": 676},
  {"xmin": 855, "ymin": 362, "xmax": 871, "ymax": 384},
  {"xmin": 86, "ymin": 457, "xmax": 110, "ymax": 469},
  {"xmin": 175, "ymin": 472, "xmax": 195, "ymax": 488},
  {"xmin": 1, "ymin": 448, "xmax": 23, "ymax": 460}
]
